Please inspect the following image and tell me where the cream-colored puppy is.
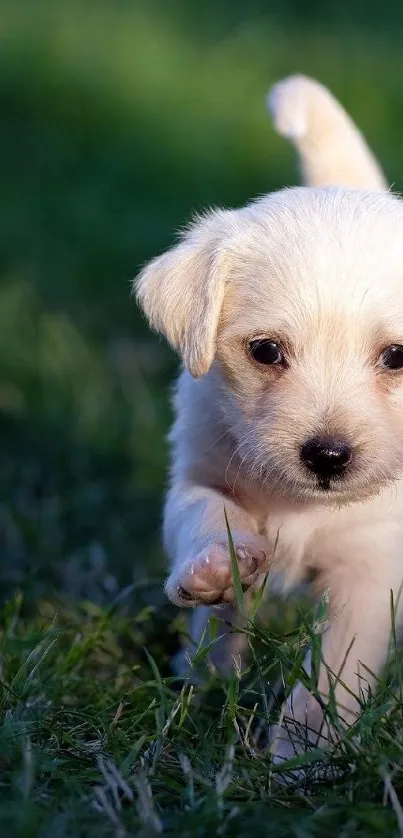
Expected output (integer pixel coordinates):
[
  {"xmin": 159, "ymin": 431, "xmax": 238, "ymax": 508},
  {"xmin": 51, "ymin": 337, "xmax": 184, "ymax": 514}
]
[{"xmin": 135, "ymin": 75, "xmax": 403, "ymax": 759}]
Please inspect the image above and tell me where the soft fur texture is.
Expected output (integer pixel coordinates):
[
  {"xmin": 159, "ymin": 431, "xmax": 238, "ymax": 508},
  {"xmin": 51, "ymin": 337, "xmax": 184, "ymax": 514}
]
[{"xmin": 135, "ymin": 74, "xmax": 403, "ymax": 760}]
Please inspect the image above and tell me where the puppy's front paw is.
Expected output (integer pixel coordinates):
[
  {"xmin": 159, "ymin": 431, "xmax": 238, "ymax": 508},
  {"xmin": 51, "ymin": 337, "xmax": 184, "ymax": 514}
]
[{"xmin": 165, "ymin": 538, "xmax": 267, "ymax": 607}]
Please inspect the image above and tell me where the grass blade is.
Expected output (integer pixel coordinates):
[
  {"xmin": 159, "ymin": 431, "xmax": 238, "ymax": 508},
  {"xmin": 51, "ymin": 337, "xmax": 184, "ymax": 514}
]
[{"xmin": 224, "ymin": 507, "xmax": 245, "ymax": 614}]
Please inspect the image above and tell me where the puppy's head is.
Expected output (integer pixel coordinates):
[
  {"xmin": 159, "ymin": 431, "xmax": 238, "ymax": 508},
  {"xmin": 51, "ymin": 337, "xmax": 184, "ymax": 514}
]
[{"xmin": 135, "ymin": 187, "xmax": 403, "ymax": 504}]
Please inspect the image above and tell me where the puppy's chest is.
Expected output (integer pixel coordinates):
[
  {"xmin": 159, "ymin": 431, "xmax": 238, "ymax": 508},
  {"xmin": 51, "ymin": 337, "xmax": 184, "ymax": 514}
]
[{"xmin": 262, "ymin": 503, "xmax": 338, "ymax": 588}]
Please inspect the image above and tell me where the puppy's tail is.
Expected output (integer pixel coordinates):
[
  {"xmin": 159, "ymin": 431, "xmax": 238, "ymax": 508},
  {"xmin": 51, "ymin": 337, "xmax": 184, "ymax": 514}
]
[{"xmin": 268, "ymin": 75, "xmax": 387, "ymax": 190}]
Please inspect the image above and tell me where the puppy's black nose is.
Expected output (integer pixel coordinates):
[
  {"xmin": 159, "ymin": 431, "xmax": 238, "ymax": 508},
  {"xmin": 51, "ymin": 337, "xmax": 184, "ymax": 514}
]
[{"xmin": 300, "ymin": 437, "xmax": 352, "ymax": 480}]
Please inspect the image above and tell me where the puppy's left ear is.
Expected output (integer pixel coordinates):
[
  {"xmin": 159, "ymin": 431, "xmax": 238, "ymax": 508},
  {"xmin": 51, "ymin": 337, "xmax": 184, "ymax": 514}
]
[{"xmin": 134, "ymin": 209, "xmax": 235, "ymax": 377}]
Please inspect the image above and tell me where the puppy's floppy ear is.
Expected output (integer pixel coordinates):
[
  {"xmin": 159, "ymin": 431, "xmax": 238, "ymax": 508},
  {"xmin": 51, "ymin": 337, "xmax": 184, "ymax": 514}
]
[{"xmin": 134, "ymin": 208, "xmax": 234, "ymax": 377}]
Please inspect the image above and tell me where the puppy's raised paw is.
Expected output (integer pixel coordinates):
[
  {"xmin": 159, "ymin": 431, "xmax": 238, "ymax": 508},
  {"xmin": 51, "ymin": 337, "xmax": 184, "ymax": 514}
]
[{"xmin": 165, "ymin": 538, "xmax": 268, "ymax": 607}]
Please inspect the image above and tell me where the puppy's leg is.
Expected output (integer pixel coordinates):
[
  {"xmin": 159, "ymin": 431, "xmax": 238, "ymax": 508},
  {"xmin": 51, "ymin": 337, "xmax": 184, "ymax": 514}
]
[
  {"xmin": 165, "ymin": 483, "xmax": 269, "ymax": 675},
  {"xmin": 273, "ymin": 525, "xmax": 403, "ymax": 761},
  {"xmin": 172, "ymin": 604, "xmax": 248, "ymax": 678},
  {"xmin": 164, "ymin": 483, "xmax": 269, "ymax": 607},
  {"xmin": 268, "ymin": 74, "xmax": 387, "ymax": 190}
]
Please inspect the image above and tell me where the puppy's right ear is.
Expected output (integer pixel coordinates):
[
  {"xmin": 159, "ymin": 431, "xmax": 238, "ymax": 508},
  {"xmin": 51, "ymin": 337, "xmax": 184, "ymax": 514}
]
[{"xmin": 134, "ymin": 209, "xmax": 234, "ymax": 377}]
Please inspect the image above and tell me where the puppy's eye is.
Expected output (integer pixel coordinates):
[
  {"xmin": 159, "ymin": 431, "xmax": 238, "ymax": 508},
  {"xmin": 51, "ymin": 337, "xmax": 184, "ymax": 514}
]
[
  {"xmin": 380, "ymin": 344, "xmax": 403, "ymax": 370},
  {"xmin": 248, "ymin": 339, "xmax": 285, "ymax": 366}
]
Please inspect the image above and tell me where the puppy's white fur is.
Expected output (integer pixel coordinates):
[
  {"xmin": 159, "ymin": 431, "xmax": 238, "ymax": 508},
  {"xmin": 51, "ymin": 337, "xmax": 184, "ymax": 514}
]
[
  {"xmin": 268, "ymin": 74, "xmax": 387, "ymax": 190},
  {"xmin": 135, "ymin": 75, "xmax": 403, "ymax": 758}
]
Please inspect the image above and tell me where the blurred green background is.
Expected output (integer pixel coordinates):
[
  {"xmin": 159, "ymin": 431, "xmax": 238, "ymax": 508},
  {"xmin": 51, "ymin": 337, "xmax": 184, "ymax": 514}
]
[{"xmin": 1, "ymin": 0, "xmax": 403, "ymax": 605}]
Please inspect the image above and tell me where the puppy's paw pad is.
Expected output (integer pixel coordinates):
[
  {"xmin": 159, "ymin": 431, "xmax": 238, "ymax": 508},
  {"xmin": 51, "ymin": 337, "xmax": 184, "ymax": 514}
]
[{"xmin": 166, "ymin": 541, "xmax": 267, "ymax": 607}]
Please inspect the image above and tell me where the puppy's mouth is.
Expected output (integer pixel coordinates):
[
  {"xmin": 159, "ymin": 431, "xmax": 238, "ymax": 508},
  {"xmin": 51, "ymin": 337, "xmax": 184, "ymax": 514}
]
[
  {"xmin": 266, "ymin": 467, "xmax": 359, "ymax": 503},
  {"xmin": 299, "ymin": 469, "xmax": 384, "ymax": 505},
  {"xmin": 296, "ymin": 478, "xmax": 360, "ymax": 506},
  {"xmin": 316, "ymin": 472, "xmax": 351, "ymax": 492},
  {"xmin": 258, "ymin": 458, "xmax": 389, "ymax": 506},
  {"xmin": 309, "ymin": 475, "xmax": 352, "ymax": 499}
]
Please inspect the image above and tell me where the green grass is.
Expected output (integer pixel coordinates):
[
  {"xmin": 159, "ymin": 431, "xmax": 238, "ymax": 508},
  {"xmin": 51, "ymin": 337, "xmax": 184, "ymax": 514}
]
[
  {"xmin": 3, "ymin": 0, "xmax": 403, "ymax": 833},
  {"xmin": 2, "ymin": 593, "xmax": 403, "ymax": 837}
]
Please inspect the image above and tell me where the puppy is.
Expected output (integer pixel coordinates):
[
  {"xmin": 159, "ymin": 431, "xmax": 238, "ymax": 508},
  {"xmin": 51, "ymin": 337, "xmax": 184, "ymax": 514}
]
[{"xmin": 135, "ymin": 75, "xmax": 403, "ymax": 760}]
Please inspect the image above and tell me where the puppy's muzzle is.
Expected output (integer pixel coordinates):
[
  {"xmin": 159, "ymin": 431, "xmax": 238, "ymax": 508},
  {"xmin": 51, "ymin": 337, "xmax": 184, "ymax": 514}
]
[{"xmin": 300, "ymin": 437, "xmax": 352, "ymax": 485}]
